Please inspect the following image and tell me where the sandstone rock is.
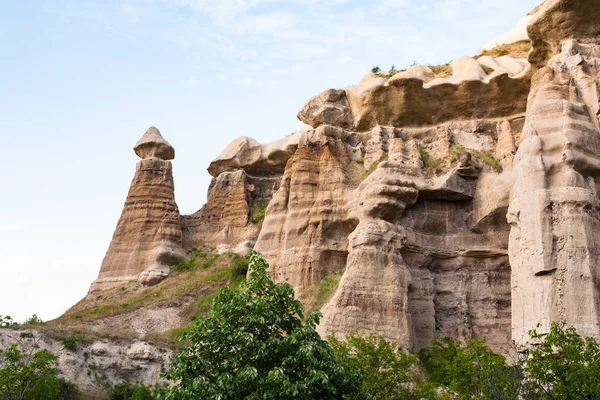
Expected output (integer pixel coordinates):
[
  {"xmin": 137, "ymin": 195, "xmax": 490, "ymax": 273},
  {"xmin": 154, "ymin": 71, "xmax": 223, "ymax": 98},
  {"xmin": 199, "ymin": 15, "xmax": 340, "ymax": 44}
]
[
  {"xmin": 298, "ymin": 63, "xmax": 530, "ymax": 131},
  {"xmin": 134, "ymin": 126, "xmax": 175, "ymax": 160},
  {"xmin": 0, "ymin": 328, "xmax": 171, "ymax": 398},
  {"xmin": 89, "ymin": 127, "xmax": 184, "ymax": 293},
  {"xmin": 297, "ymin": 89, "xmax": 353, "ymax": 129},
  {"xmin": 508, "ymin": 38, "xmax": 600, "ymax": 347},
  {"xmin": 406, "ymin": 65, "xmax": 435, "ymax": 81},
  {"xmin": 90, "ymin": 342, "xmax": 110, "ymax": 356},
  {"xmin": 208, "ymin": 132, "xmax": 301, "ymax": 177},
  {"xmin": 84, "ymin": 0, "xmax": 600, "ymax": 360},
  {"xmin": 126, "ymin": 342, "xmax": 159, "ymax": 361},
  {"xmin": 483, "ymin": 13, "xmax": 536, "ymax": 51}
]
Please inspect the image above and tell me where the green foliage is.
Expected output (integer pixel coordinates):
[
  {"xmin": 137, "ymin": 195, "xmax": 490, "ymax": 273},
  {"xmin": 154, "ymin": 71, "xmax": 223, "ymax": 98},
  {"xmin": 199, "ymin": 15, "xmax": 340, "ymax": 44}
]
[
  {"xmin": 364, "ymin": 156, "xmax": 388, "ymax": 179},
  {"xmin": 232, "ymin": 256, "xmax": 250, "ymax": 278},
  {"xmin": 250, "ymin": 202, "xmax": 268, "ymax": 224},
  {"xmin": 418, "ymin": 146, "xmax": 444, "ymax": 174},
  {"xmin": 526, "ymin": 323, "xmax": 600, "ymax": 399},
  {"xmin": 0, "ymin": 315, "xmax": 21, "ymax": 328},
  {"xmin": 0, "ymin": 315, "xmax": 17, "ymax": 328},
  {"xmin": 24, "ymin": 314, "xmax": 44, "ymax": 326},
  {"xmin": 419, "ymin": 337, "xmax": 523, "ymax": 400},
  {"xmin": 299, "ymin": 272, "xmax": 344, "ymax": 313},
  {"xmin": 481, "ymin": 65, "xmax": 494, "ymax": 74},
  {"xmin": 428, "ymin": 63, "xmax": 452, "ymax": 77},
  {"xmin": 0, "ymin": 343, "xmax": 69, "ymax": 400},
  {"xmin": 390, "ymin": 65, "xmax": 396, "ymax": 72},
  {"xmin": 59, "ymin": 333, "xmax": 91, "ymax": 352},
  {"xmin": 158, "ymin": 252, "xmax": 366, "ymax": 400},
  {"xmin": 371, "ymin": 66, "xmax": 381, "ymax": 74},
  {"xmin": 449, "ymin": 145, "xmax": 502, "ymax": 172},
  {"xmin": 109, "ymin": 382, "xmax": 155, "ymax": 400},
  {"xmin": 58, "ymin": 378, "xmax": 81, "ymax": 400},
  {"xmin": 173, "ymin": 248, "xmax": 220, "ymax": 272},
  {"xmin": 330, "ymin": 332, "xmax": 429, "ymax": 400}
]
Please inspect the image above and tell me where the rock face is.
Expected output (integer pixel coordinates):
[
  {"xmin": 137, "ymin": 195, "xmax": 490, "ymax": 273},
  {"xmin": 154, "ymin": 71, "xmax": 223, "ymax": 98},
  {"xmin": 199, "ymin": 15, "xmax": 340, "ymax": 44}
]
[
  {"xmin": 0, "ymin": 328, "xmax": 171, "ymax": 398},
  {"xmin": 508, "ymin": 29, "xmax": 600, "ymax": 345},
  {"xmin": 89, "ymin": 127, "xmax": 185, "ymax": 293},
  {"xmin": 85, "ymin": 0, "xmax": 600, "ymax": 355}
]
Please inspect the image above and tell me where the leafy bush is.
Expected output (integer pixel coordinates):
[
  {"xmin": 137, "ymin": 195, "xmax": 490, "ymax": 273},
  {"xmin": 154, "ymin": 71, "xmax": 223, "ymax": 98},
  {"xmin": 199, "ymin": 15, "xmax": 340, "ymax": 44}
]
[
  {"xmin": 419, "ymin": 337, "xmax": 522, "ymax": 399},
  {"xmin": 526, "ymin": 323, "xmax": 600, "ymax": 399},
  {"xmin": 58, "ymin": 378, "xmax": 81, "ymax": 400},
  {"xmin": 232, "ymin": 256, "xmax": 250, "ymax": 278},
  {"xmin": 418, "ymin": 146, "xmax": 444, "ymax": 174},
  {"xmin": 59, "ymin": 333, "xmax": 91, "ymax": 352},
  {"xmin": 109, "ymin": 382, "xmax": 155, "ymax": 400},
  {"xmin": 250, "ymin": 202, "xmax": 268, "ymax": 224},
  {"xmin": 0, "ymin": 343, "xmax": 72, "ymax": 399},
  {"xmin": 330, "ymin": 332, "xmax": 431, "ymax": 400},
  {"xmin": 371, "ymin": 66, "xmax": 381, "ymax": 74},
  {"xmin": 158, "ymin": 252, "xmax": 366, "ymax": 400},
  {"xmin": 24, "ymin": 314, "xmax": 44, "ymax": 325},
  {"xmin": 0, "ymin": 315, "xmax": 18, "ymax": 328}
]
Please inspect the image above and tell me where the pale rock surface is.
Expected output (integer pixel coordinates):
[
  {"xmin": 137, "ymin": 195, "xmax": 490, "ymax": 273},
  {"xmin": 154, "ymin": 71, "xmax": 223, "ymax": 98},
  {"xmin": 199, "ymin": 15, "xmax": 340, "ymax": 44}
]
[
  {"xmin": 483, "ymin": 14, "xmax": 535, "ymax": 51},
  {"xmin": 0, "ymin": 328, "xmax": 171, "ymax": 398},
  {"xmin": 134, "ymin": 126, "xmax": 175, "ymax": 160},
  {"xmin": 89, "ymin": 127, "xmax": 185, "ymax": 292},
  {"xmin": 83, "ymin": 0, "xmax": 600, "ymax": 368},
  {"xmin": 298, "ymin": 58, "xmax": 530, "ymax": 131},
  {"xmin": 508, "ymin": 37, "xmax": 600, "ymax": 347}
]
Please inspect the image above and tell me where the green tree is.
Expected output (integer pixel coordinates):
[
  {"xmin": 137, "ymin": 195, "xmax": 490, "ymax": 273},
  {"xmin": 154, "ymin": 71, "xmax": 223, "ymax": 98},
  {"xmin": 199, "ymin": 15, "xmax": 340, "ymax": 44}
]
[
  {"xmin": 109, "ymin": 382, "xmax": 155, "ymax": 400},
  {"xmin": 371, "ymin": 66, "xmax": 381, "ymax": 74},
  {"xmin": 419, "ymin": 338, "xmax": 522, "ymax": 400},
  {"xmin": 329, "ymin": 332, "xmax": 433, "ymax": 400},
  {"xmin": 0, "ymin": 316, "xmax": 17, "ymax": 328},
  {"xmin": 0, "ymin": 343, "xmax": 63, "ymax": 400},
  {"xmin": 158, "ymin": 252, "xmax": 366, "ymax": 400},
  {"xmin": 525, "ymin": 323, "xmax": 600, "ymax": 399}
]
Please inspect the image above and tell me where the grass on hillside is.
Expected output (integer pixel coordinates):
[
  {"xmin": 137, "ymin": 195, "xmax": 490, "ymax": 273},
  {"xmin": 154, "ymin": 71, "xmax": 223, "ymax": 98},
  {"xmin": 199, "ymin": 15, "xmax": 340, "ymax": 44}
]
[
  {"xmin": 298, "ymin": 271, "xmax": 344, "ymax": 314},
  {"xmin": 449, "ymin": 145, "xmax": 502, "ymax": 173},
  {"xmin": 418, "ymin": 145, "xmax": 502, "ymax": 175},
  {"xmin": 56, "ymin": 249, "xmax": 249, "ymax": 324},
  {"xmin": 478, "ymin": 41, "xmax": 532, "ymax": 59},
  {"xmin": 250, "ymin": 202, "xmax": 268, "ymax": 224},
  {"xmin": 428, "ymin": 63, "xmax": 452, "ymax": 78}
]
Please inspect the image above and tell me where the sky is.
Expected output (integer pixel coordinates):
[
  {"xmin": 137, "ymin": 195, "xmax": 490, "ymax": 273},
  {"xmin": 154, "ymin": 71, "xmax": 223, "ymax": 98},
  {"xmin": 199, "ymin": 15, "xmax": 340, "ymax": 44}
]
[{"xmin": 0, "ymin": 0, "xmax": 540, "ymax": 322}]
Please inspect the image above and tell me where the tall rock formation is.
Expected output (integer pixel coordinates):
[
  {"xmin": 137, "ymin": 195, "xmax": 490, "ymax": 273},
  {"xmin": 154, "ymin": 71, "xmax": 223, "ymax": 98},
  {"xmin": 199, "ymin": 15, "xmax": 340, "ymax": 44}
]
[
  {"xmin": 86, "ymin": 0, "xmax": 600, "ymax": 353},
  {"xmin": 89, "ymin": 127, "xmax": 185, "ymax": 293},
  {"xmin": 508, "ymin": 0, "xmax": 600, "ymax": 347}
]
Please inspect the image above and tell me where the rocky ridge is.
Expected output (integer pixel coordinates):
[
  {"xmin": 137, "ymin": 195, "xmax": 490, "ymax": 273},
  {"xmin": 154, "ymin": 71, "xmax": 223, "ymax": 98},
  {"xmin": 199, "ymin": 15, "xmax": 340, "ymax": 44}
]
[{"xmin": 79, "ymin": 0, "xmax": 600, "ymax": 357}]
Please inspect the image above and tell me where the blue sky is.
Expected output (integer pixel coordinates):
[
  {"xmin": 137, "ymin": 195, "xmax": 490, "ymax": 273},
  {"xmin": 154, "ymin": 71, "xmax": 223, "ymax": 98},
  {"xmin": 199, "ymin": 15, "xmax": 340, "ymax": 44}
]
[{"xmin": 0, "ymin": 0, "xmax": 540, "ymax": 321}]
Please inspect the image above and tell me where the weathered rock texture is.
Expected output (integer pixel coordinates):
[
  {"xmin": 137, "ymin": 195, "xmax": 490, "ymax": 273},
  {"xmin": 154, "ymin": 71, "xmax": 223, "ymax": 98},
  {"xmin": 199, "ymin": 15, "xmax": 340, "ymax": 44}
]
[
  {"xmin": 508, "ymin": 9, "xmax": 600, "ymax": 347},
  {"xmin": 0, "ymin": 328, "xmax": 171, "ymax": 398},
  {"xmin": 89, "ymin": 127, "xmax": 185, "ymax": 293},
  {"xmin": 85, "ymin": 0, "xmax": 600, "ymax": 355}
]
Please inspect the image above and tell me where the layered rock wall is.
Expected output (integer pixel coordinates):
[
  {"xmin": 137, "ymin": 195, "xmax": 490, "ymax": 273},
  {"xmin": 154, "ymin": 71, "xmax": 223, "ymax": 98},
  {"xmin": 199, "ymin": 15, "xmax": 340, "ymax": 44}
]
[
  {"xmin": 89, "ymin": 127, "xmax": 185, "ymax": 292},
  {"xmin": 87, "ymin": 0, "xmax": 600, "ymax": 352}
]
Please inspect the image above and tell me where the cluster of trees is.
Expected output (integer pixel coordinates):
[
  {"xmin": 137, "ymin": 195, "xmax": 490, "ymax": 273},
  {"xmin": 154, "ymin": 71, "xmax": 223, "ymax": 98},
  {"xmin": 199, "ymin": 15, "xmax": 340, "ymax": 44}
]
[
  {"xmin": 2, "ymin": 253, "xmax": 600, "ymax": 399},
  {"xmin": 154, "ymin": 253, "xmax": 600, "ymax": 400}
]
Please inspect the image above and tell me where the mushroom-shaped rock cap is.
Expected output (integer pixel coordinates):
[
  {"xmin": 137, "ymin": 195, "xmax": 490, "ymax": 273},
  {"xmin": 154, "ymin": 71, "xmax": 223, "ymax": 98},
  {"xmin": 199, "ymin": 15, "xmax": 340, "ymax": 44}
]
[{"xmin": 134, "ymin": 127, "xmax": 175, "ymax": 160}]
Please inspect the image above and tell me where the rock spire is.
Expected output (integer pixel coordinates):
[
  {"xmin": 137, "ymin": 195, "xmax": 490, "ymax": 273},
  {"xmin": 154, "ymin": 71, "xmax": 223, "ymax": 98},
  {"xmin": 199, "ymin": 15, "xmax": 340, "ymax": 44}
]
[{"xmin": 89, "ymin": 127, "xmax": 184, "ymax": 293}]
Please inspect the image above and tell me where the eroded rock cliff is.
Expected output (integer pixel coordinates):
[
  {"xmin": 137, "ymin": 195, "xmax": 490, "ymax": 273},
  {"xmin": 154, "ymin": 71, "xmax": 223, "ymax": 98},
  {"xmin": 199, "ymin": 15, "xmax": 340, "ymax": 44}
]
[
  {"xmin": 89, "ymin": 127, "xmax": 185, "ymax": 293},
  {"xmin": 83, "ymin": 0, "xmax": 600, "ymax": 355}
]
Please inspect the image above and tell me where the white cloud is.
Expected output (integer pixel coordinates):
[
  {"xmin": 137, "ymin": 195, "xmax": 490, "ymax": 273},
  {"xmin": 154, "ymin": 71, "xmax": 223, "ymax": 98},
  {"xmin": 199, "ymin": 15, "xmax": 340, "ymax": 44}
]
[
  {"xmin": 0, "ymin": 222, "xmax": 24, "ymax": 232},
  {"xmin": 236, "ymin": 11, "xmax": 298, "ymax": 35}
]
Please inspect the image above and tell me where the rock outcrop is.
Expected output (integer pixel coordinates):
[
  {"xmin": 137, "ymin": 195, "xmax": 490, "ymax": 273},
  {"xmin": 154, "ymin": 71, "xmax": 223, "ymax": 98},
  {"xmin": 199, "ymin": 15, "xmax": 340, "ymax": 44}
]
[
  {"xmin": 509, "ymin": 17, "xmax": 600, "ymax": 347},
  {"xmin": 84, "ymin": 0, "xmax": 600, "ymax": 356},
  {"xmin": 0, "ymin": 328, "xmax": 171, "ymax": 398},
  {"xmin": 89, "ymin": 127, "xmax": 185, "ymax": 293}
]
